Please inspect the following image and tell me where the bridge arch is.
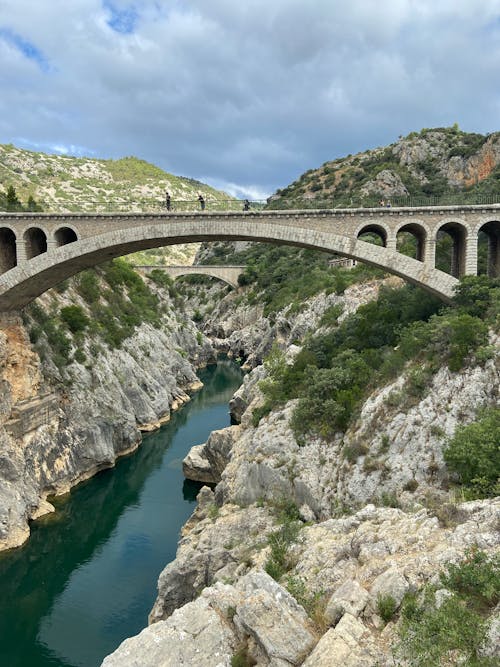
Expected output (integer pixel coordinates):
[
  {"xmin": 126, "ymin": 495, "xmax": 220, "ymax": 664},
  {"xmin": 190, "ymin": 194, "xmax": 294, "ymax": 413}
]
[
  {"xmin": 0, "ymin": 218, "xmax": 459, "ymax": 310},
  {"xmin": 162, "ymin": 266, "xmax": 242, "ymax": 288},
  {"xmin": 54, "ymin": 226, "xmax": 78, "ymax": 247},
  {"xmin": 0, "ymin": 227, "xmax": 17, "ymax": 273},
  {"xmin": 395, "ymin": 221, "xmax": 428, "ymax": 262},
  {"xmin": 23, "ymin": 227, "xmax": 48, "ymax": 260},
  {"xmin": 355, "ymin": 221, "xmax": 390, "ymax": 247},
  {"xmin": 477, "ymin": 219, "xmax": 500, "ymax": 278},
  {"xmin": 435, "ymin": 219, "xmax": 468, "ymax": 277}
]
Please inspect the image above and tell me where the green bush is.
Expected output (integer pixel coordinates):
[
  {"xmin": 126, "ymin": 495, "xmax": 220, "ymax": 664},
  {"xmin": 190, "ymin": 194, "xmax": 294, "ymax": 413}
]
[
  {"xmin": 444, "ymin": 408, "xmax": 500, "ymax": 499},
  {"xmin": 60, "ymin": 305, "xmax": 90, "ymax": 334},
  {"xmin": 76, "ymin": 271, "xmax": 100, "ymax": 304},
  {"xmin": 377, "ymin": 594, "xmax": 397, "ymax": 622},
  {"xmin": 440, "ymin": 548, "xmax": 499, "ymax": 610},
  {"xmin": 397, "ymin": 550, "xmax": 499, "ymax": 666},
  {"xmin": 264, "ymin": 517, "xmax": 301, "ymax": 582}
]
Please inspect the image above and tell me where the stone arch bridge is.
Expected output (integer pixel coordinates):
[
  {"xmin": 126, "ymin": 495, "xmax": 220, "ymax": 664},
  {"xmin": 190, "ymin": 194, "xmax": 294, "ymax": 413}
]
[
  {"xmin": 0, "ymin": 204, "xmax": 498, "ymax": 310},
  {"xmin": 137, "ymin": 264, "xmax": 245, "ymax": 288}
]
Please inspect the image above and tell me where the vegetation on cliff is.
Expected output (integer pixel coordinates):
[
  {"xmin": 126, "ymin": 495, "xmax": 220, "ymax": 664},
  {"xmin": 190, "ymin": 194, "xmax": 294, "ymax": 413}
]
[
  {"xmin": 253, "ymin": 276, "xmax": 499, "ymax": 445},
  {"xmin": 24, "ymin": 259, "xmax": 180, "ymax": 373},
  {"xmin": 397, "ymin": 549, "xmax": 499, "ymax": 666},
  {"xmin": 269, "ymin": 126, "xmax": 500, "ymax": 207}
]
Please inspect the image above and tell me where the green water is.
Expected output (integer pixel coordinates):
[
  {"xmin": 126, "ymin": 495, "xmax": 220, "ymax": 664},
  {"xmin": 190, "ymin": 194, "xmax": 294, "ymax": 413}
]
[{"xmin": 0, "ymin": 360, "xmax": 243, "ymax": 667}]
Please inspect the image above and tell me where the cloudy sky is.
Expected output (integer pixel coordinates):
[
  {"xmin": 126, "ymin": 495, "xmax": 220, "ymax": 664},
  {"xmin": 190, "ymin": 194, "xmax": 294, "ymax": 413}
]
[{"xmin": 1, "ymin": 1, "xmax": 499, "ymax": 198}]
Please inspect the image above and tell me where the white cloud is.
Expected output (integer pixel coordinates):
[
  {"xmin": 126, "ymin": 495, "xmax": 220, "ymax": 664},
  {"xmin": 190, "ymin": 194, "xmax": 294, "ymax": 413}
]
[{"xmin": 0, "ymin": 0, "xmax": 499, "ymax": 194}]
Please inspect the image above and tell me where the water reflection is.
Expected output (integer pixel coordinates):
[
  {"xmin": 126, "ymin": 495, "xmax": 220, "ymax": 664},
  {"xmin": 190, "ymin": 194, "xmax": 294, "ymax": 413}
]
[{"xmin": 0, "ymin": 360, "xmax": 242, "ymax": 667}]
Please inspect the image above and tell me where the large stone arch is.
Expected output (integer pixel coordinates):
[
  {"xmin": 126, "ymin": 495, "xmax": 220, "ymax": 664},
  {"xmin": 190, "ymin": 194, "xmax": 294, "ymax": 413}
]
[
  {"xmin": 0, "ymin": 219, "xmax": 459, "ymax": 310},
  {"xmin": 161, "ymin": 266, "xmax": 243, "ymax": 288}
]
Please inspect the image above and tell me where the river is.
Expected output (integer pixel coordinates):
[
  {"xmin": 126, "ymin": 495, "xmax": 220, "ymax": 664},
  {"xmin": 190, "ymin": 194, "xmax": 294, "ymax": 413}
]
[{"xmin": 0, "ymin": 359, "xmax": 243, "ymax": 667}]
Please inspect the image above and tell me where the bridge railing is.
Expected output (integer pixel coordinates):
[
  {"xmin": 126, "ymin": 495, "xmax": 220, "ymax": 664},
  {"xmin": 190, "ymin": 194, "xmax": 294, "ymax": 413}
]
[{"xmin": 1, "ymin": 193, "xmax": 499, "ymax": 215}]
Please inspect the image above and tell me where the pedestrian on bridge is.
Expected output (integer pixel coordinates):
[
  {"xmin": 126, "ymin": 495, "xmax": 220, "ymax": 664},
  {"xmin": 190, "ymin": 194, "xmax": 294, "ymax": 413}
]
[
  {"xmin": 198, "ymin": 193, "xmax": 205, "ymax": 211},
  {"xmin": 165, "ymin": 191, "xmax": 171, "ymax": 211},
  {"xmin": 243, "ymin": 199, "xmax": 250, "ymax": 211}
]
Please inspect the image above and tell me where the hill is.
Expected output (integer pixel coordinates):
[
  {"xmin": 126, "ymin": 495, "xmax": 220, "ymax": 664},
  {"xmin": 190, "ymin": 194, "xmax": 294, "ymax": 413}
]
[
  {"xmin": 0, "ymin": 144, "xmax": 231, "ymax": 263},
  {"xmin": 270, "ymin": 126, "xmax": 500, "ymax": 207},
  {"xmin": 0, "ymin": 144, "xmax": 228, "ymax": 212}
]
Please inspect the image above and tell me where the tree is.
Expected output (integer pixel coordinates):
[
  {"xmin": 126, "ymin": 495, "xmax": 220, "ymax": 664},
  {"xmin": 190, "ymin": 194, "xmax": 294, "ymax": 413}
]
[
  {"xmin": 6, "ymin": 185, "xmax": 21, "ymax": 211},
  {"xmin": 27, "ymin": 195, "xmax": 42, "ymax": 212}
]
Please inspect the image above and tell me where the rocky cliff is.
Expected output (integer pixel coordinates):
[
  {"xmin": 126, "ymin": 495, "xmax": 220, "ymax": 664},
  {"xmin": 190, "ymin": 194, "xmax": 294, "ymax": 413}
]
[
  {"xmin": 103, "ymin": 271, "xmax": 499, "ymax": 666},
  {"xmin": 0, "ymin": 269, "xmax": 216, "ymax": 552},
  {"xmin": 270, "ymin": 127, "xmax": 500, "ymax": 205}
]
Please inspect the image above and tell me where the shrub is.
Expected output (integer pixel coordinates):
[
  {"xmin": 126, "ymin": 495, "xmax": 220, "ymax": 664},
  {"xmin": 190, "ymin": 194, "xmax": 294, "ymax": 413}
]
[
  {"xmin": 286, "ymin": 576, "xmax": 328, "ymax": 632},
  {"xmin": 265, "ymin": 517, "xmax": 301, "ymax": 582},
  {"xmin": 397, "ymin": 550, "xmax": 499, "ymax": 666},
  {"xmin": 444, "ymin": 407, "xmax": 500, "ymax": 499},
  {"xmin": 319, "ymin": 303, "xmax": 343, "ymax": 327},
  {"xmin": 76, "ymin": 270, "xmax": 100, "ymax": 304},
  {"xmin": 377, "ymin": 594, "xmax": 397, "ymax": 622},
  {"xmin": 440, "ymin": 548, "xmax": 499, "ymax": 611},
  {"xmin": 73, "ymin": 348, "xmax": 86, "ymax": 364},
  {"xmin": 60, "ymin": 305, "xmax": 90, "ymax": 334}
]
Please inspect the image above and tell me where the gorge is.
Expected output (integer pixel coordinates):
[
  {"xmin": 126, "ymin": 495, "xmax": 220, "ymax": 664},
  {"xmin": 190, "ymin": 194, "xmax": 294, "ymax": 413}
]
[{"xmin": 0, "ymin": 129, "xmax": 498, "ymax": 667}]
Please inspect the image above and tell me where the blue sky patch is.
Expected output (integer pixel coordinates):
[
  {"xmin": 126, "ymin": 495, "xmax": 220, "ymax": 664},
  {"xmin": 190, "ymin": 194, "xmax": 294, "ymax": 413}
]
[
  {"xmin": 0, "ymin": 27, "xmax": 50, "ymax": 71},
  {"xmin": 103, "ymin": 1, "xmax": 139, "ymax": 34}
]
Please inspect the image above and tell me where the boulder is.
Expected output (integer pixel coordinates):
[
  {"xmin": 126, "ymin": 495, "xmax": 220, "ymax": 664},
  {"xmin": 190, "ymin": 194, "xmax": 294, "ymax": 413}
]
[
  {"xmin": 325, "ymin": 579, "xmax": 371, "ymax": 625},
  {"xmin": 303, "ymin": 613, "xmax": 381, "ymax": 666}
]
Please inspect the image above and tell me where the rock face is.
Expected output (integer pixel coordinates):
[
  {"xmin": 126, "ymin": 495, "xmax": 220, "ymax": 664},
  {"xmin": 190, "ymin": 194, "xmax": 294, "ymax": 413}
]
[
  {"xmin": 149, "ymin": 486, "xmax": 275, "ymax": 622},
  {"xmin": 202, "ymin": 277, "xmax": 399, "ymax": 369},
  {"xmin": 202, "ymin": 343, "xmax": 499, "ymax": 519},
  {"xmin": 0, "ymin": 301, "xmax": 216, "ymax": 551},
  {"xmin": 105, "ymin": 570, "xmax": 317, "ymax": 667},
  {"xmin": 107, "ymin": 496, "xmax": 499, "ymax": 666},
  {"xmin": 137, "ymin": 276, "xmax": 499, "ymax": 666},
  {"xmin": 271, "ymin": 128, "xmax": 500, "ymax": 202}
]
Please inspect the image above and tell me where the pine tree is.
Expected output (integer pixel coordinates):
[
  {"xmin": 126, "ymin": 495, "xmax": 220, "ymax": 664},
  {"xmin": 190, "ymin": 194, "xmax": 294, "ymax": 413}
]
[{"xmin": 6, "ymin": 185, "xmax": 22, "ymax": 211}]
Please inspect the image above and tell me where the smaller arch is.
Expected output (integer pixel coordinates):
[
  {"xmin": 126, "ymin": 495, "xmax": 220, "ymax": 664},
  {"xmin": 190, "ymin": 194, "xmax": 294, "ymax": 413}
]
[
  {"xmin": 477, "ymin": 220, "xmax": 500, "ymax": 278},
  {"xmin": 356, "ymin": 223, "xmax": 388, "ymax": 247},
  {"xmin": 0, "ymin": 227, "xmax": 17, "ymax": 274},
  {"xmin": 54, "ymin": 226, "xmax": 78, "ymax": 247},
  {"xmin": 435, "ymin": 221, "xmax": 468, "ymax": 278},
  {"xmin": 23, "ymin": 227, "xmax": 48, "ymax": 260},
  {"xmin": 396, "ymin": 222, "xmax": 427, "ymax": 261}
]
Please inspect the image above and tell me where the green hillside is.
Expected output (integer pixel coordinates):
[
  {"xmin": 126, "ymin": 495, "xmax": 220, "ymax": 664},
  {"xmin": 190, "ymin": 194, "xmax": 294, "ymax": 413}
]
[
  {"xmin": 0, "ymin": 144, "xmax": 229, "ymax": 214},
  {"xmin": 270, "ymin": 126, "xmax": 500, "ymax": 207}
]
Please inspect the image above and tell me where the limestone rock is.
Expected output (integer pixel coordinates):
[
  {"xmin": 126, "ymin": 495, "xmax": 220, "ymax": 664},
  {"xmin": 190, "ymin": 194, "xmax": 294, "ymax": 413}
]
[
  {"xmin": 182, "ymin": 444, "xmax": 216, "ymax": 484},
  {"xmin": 303, "ymin": 613, "xmax": 382, "ymax": 667},
  {"xmin": 325, "ymin": 579, "xmax": 371, "ymax": 625},
  {"xmin": 0, "ymin": 295, "xmax": 215, "ymax": 551},
  {"xmin": 369, "ymin": 566, "xmax": 409, "ymax": 609},
  {"xmin": 101, "ymin": 596, "xmax": 237, "ymax": 667},
  {"xmin": 234, "ymin": 571, "xmax": 317, "ymax": 665},
  {"xmin": 149, "ymin": 504, "xmax": 274, "ymax": 623},
  {"xmin": 360, "ymin": 169, "xmax": 409, "ymax": 198}
]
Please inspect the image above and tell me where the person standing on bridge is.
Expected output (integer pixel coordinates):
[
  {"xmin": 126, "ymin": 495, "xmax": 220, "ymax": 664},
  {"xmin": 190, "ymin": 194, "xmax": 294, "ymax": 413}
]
[
  {"xmin": 243, "ymin": 199, "xmax": 250, "ymax": 211},
  {"xmin": 198, "ymin": 193, "xmax": 205, "ymax": 211},
  {"xmin": 165, "ymin": 191, "xmax": 171, "ymax": 211}
]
